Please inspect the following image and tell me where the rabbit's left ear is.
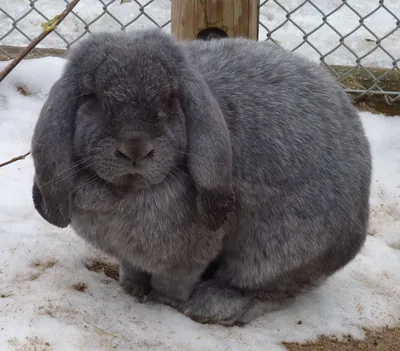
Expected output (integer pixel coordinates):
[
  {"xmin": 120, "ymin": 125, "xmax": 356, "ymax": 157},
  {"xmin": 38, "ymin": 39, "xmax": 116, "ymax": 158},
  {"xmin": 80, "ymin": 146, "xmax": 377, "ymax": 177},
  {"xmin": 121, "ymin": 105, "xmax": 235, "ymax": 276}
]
[
  {"xmin": 31, "ymin": 76, "xmax": 80, "ymax": 228},
  {"xmin": 178, "ymin": 64, "xmax": 235, "ymax": 231}
]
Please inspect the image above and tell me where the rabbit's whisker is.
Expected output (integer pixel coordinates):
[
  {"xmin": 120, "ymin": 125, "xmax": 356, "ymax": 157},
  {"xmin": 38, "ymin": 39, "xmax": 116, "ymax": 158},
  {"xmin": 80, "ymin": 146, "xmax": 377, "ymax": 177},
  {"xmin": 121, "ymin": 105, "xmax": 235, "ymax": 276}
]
[{"xmin": 38, "ymin": 157, "xmax": 93, "ymax": 189}]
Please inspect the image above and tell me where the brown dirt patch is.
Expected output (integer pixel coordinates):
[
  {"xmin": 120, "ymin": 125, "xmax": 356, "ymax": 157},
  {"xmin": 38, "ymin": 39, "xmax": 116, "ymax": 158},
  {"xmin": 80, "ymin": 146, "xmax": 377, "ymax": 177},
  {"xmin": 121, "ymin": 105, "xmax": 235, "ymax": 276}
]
[
  {"xmin": 72, "ymin": 282, "xmax": 88, "ymax": 292},
  {"xmin": 354, "ymin": 100, "xmax": 381, "ymax": 115},
  {"xmin": 16, "ymin": 85, "xmax": 30, "ymax": 96},
  {"xmin": 284, "ymin": 326, "xmax": 400, "ymax": 351},
  {"xmin": 353, "ymin": 97, "xmax": 400, "ymax": 117},
  {"xmin": 85, "ymin": 259, "xmax": 119, "ymax": 281}
]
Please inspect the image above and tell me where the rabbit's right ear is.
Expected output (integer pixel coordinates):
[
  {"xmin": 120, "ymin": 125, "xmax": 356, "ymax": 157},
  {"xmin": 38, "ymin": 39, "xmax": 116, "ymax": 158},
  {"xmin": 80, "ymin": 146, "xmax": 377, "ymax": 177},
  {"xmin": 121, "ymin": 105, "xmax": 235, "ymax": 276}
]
[
  {"xmin": 178, "ymin": 63, "xmax": 235, "ymax": 231},
  {"xmin": 31, "ymin": 76, "xmax": 80, "ymax": 228}
]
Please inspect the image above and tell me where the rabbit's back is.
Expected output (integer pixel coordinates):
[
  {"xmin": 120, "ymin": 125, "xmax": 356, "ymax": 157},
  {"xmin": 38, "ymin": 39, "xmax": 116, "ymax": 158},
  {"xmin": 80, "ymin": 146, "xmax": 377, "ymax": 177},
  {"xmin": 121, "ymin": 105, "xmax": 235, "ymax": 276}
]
[
  {"xmin": 184, "ymin": 38, "xmax": 370, "ymax": 210},
  {"xmin": 183, "ymin": 38, "xmax": 371, "ymax": 283}
]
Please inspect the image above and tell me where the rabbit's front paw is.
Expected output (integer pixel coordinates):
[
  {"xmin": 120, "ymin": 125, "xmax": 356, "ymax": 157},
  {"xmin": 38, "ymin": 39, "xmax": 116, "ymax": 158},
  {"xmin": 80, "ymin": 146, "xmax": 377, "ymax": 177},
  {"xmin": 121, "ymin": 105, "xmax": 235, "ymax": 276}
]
[
  {"xmin": 120, "ymin": 275, "xmax": 151, "ymax": 299},
  {"xmin": 147, "ymin": 270, "xmax": 203, "ymax": 308},
  {"xmin": 119, "ymin": 263, "xmax": 151, "ymax": 299},
  {"xmin": 150, "ymin": 273, "xmax": 196, "ymax": 303},
  {"xmin": 146, "ymin": 289, "xmax": 180, "ymax": 308},
  {"xmin": 197, "ymin": 189, "xmax": 235, "ymax": 232}
]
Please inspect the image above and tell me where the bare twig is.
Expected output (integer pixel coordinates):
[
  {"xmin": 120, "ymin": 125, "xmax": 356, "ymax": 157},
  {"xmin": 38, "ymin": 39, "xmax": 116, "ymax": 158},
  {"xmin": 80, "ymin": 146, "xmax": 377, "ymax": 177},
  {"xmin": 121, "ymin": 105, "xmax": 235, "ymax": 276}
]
[
  {"xmin": 0, "ymin": 0, "xmax": 81, "ymax": 82},
  {"xmin": 0, "ymin": 152, "xmax": 31, "ymax": 168}
]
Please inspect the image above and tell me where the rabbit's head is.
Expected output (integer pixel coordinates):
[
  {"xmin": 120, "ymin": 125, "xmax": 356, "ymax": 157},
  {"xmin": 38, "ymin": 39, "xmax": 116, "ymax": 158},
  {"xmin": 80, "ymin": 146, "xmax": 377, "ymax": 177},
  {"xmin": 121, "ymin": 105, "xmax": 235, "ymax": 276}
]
[
  {"xmin": 73, "ymin": 82, "xmax": 186, "ymax": 193},
  {"xmin": 31, "ymin": 29, "xmax": 235, "ymax": 230}
]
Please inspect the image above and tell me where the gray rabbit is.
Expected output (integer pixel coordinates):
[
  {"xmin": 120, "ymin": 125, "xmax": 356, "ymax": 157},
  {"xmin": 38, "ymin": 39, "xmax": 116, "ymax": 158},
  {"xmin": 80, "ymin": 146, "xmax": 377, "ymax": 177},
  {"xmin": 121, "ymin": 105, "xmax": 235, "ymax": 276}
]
[{"xmin": 31, "ymin": 29, "xmax": 371, "ymax": 326}]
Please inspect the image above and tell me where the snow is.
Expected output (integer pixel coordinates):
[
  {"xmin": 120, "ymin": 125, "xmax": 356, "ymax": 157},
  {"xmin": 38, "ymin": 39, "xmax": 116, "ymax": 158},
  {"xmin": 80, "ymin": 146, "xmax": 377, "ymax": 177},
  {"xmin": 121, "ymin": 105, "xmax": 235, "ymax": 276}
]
[
  {"xmin": 1, "ymin": 0, "xmax": 399, "ymax": 68},
  {"xmin": 0, "ymin": 54, "xmax": 399, "ymax": 350}
]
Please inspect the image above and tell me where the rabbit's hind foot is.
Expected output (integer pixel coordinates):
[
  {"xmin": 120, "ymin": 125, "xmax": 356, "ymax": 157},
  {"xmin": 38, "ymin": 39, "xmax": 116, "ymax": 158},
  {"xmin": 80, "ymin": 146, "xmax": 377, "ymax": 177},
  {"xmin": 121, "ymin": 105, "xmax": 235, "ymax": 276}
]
[{"xmin": 178, "ymin": 280, "xmax": 294, "ymax": 326}]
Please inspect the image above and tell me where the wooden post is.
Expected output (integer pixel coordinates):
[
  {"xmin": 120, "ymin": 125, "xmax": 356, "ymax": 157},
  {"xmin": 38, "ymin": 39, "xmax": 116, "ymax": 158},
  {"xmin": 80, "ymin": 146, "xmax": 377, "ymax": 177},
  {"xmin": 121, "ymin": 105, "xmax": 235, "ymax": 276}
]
[{"xmin": 171, "ymin": 0, "xmax": 259, "ymax": 41}]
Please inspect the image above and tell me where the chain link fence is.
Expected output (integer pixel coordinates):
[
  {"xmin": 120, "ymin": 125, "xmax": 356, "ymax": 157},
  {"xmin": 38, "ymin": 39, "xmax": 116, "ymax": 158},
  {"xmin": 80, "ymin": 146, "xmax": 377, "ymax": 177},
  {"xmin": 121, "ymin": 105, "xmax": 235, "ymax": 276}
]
[{"xmin": 1, "ymin": 0, "xmax": 399, "ymax": 105}]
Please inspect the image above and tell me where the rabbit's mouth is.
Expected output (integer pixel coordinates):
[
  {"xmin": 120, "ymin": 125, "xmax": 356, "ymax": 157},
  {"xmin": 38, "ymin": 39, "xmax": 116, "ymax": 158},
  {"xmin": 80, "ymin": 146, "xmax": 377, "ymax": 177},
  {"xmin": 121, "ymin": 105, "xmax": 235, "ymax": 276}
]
[{"xmin": 110, "ymin": 174, "xmax": 150, "ymax": 195}]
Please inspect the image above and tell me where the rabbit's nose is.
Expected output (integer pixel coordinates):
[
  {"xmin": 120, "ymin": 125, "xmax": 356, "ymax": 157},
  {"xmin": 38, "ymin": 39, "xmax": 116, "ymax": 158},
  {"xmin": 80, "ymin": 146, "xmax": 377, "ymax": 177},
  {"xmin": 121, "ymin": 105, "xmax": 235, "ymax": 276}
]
[{"xmin": 116, "ymin": 137, "xmax": 154, "ymax": 164}]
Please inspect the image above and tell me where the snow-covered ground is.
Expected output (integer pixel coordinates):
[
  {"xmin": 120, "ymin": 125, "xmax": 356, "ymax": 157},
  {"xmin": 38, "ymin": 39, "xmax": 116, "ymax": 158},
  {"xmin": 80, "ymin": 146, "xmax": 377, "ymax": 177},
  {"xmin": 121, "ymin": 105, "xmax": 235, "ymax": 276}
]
[
  {"xmin": 0, "ymin": 0, "xmax": 399, "ymax": 67},
  {"xmin": 0, "ymin": 54, "xmax": 399, "ymax": 350}
]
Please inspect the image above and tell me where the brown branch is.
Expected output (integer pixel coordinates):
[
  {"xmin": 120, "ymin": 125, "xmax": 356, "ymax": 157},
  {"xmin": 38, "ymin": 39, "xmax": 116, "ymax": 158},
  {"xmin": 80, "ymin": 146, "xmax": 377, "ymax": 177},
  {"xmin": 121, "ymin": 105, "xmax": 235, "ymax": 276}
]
[
  {"xmin": 0, "ymin": 151, "xmax": 31, "ymax": 168},
  {"xmin": 0, "ymin": 0, "xmax": 81, "ymax": 83}
]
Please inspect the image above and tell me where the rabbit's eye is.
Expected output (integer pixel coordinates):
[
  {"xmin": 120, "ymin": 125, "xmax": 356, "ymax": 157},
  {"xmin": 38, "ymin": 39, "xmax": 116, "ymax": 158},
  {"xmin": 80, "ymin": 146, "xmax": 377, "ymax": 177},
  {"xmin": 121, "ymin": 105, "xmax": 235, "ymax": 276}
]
[
  {"xmin": 115, "ymin": 150, "xmax": 131, "ymax": 161},
  {"xmin": 147, "ymin": 149, "xmax": 155, "ymax": 158}
]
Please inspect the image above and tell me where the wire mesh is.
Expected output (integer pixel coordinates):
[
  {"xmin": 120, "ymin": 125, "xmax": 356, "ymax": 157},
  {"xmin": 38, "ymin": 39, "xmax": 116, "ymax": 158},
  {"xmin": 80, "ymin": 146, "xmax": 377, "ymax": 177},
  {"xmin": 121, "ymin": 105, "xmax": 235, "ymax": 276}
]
[{"xmin": 0, "ymin": 0, "xmax": 399, "ymax": 104}]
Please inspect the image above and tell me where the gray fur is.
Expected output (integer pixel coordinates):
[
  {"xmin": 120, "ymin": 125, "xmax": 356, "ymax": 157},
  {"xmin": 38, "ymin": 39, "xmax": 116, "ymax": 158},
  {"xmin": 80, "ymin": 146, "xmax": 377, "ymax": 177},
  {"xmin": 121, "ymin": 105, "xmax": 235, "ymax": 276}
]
[{"xmin": 31, "ymin": 29, "xmax": 371, "ymax": 326}]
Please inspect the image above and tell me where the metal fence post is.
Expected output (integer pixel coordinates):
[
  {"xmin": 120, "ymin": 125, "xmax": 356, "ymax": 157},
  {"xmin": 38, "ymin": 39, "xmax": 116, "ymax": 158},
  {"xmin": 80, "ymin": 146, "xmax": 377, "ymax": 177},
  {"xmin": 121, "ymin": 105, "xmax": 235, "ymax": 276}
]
[{"xmin": 171, "ymin": 0, "xmax": 259, "ymax": 40}]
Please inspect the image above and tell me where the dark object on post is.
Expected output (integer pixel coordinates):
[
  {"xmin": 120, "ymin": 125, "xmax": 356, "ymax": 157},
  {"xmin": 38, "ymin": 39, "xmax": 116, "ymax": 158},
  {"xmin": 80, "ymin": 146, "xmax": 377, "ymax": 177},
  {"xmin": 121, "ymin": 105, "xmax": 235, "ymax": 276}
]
[
  {"xmin": 197, "ymin": 27, "xmax": 229, "ymax": 40},
  {"xmin": 171, "ymin": 0, "xmax": 259, "ymax": 41}
]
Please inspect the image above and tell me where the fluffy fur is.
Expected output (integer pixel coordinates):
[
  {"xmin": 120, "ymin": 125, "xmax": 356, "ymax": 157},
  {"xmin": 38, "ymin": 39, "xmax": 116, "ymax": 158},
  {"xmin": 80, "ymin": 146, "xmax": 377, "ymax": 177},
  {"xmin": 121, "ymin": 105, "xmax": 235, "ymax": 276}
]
[{"xmin": 31, "ymin": 29, "xmax": 371, "ymax": 326}]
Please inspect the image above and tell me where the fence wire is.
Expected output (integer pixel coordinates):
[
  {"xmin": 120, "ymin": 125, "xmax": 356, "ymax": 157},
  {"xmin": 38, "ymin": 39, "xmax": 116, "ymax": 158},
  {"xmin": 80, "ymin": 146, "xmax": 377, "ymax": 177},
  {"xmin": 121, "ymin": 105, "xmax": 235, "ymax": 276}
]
[{"xmin": 0, "ymin": 0, "xmax": 399, "ymax": 104}]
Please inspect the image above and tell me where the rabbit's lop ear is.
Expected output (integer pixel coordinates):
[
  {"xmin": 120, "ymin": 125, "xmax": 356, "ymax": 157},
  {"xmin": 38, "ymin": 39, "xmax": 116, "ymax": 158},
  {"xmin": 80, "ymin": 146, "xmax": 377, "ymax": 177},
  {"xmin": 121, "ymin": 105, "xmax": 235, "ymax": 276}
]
[
  {"xmin": 179, "ymin": 64, "xmax": 235, "ymax": 231},
  {"xmin": 31, "ymin": 77, "xmax": 79, "ymax": 228}
]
